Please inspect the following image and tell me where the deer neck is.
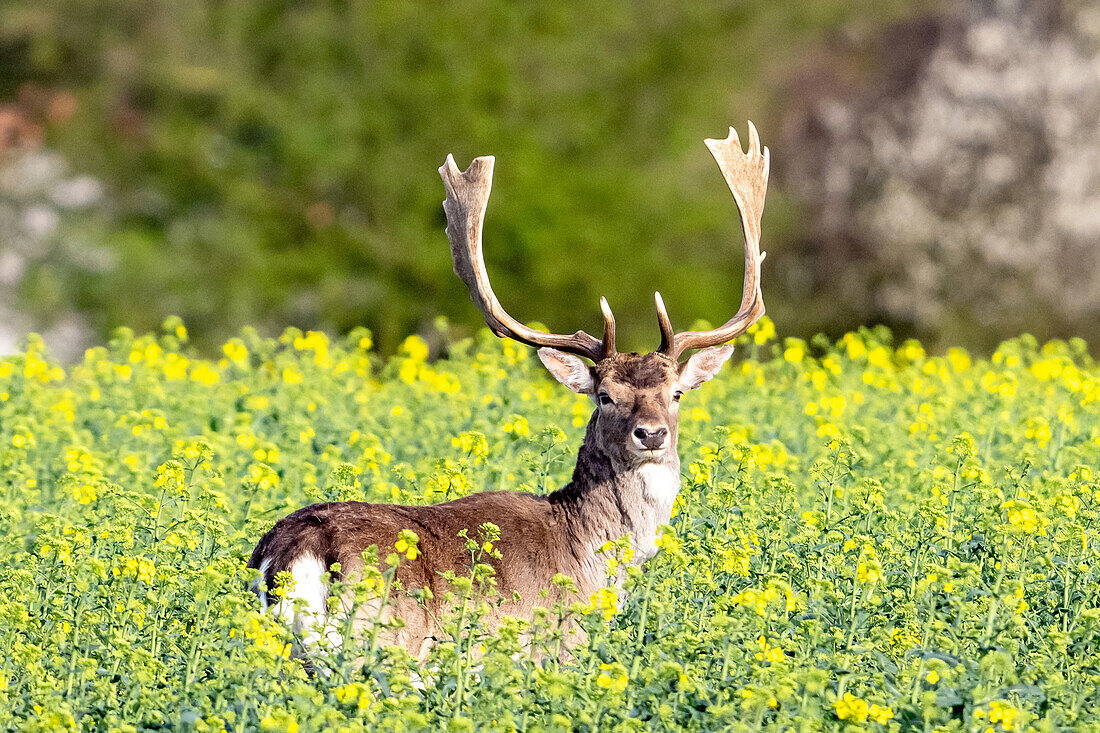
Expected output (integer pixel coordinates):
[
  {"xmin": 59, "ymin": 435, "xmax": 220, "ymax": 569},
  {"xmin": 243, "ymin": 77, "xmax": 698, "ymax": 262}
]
[{"xmin": 549, "ymin": 426, "xmax": 681, "ymax": 569}]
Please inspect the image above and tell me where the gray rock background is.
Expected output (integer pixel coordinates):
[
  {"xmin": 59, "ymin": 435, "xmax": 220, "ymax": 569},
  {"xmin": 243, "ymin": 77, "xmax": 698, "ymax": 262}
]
[
  {"xmin": 782, "ymin": 0, "xmax": 1100, "ymax": 350},
  {"xmin": 0, "ymin": 147, "xmax": 102, "ymax": 360}
]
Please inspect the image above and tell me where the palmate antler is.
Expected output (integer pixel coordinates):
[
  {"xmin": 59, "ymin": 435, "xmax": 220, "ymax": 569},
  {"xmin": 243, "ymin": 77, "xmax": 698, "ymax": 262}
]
[
  {"xmin": 439, "ymin": 154, "xmax": 616, "ymax": 362},
  {"xmin": 440, "ymin": 122, "xmax": 768, "ymax": 363},
  {"xmin": 656, "ymin": 123, "xmax": 769, "ymax": 360}
]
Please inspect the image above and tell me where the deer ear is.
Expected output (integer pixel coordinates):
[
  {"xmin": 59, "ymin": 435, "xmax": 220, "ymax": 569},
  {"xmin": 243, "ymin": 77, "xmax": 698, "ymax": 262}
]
[
  {"xmin": 538, "ymin": 348, "xmax": 596, "ymax": 394},
  {"xmin": 678, "ymin": 344, "xmax": 735, "ymax": 390}
]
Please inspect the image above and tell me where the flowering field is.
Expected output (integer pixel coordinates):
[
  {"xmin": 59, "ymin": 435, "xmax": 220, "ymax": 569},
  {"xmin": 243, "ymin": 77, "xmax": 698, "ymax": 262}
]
[{"xmin": 1, "ymin": 318, "xmax": 1099, "ymax": 731}]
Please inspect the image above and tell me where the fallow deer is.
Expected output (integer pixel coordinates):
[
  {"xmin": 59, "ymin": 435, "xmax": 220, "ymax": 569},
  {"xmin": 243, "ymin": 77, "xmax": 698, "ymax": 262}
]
[{"xmin": 248, "ymin": 123, "xmax": 770, "ymax": 660}]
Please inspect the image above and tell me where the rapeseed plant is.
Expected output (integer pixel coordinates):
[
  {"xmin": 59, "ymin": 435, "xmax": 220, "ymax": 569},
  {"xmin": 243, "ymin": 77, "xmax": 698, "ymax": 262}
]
[{"xmin": 0, "ymin": 320, "xmax": 1097, "ymax": 728}]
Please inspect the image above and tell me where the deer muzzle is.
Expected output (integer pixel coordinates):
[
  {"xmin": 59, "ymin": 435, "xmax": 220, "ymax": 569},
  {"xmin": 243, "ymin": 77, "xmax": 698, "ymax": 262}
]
[{"xmin": 632, "ymin": 425, "xmax": 669, "ymax": 451}]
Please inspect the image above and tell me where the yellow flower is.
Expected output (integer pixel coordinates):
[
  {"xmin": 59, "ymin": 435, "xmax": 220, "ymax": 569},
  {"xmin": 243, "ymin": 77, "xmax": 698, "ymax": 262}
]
[
  {"xmin": 70, "ymin": 483, "xmax": 97, "ymax": 505},
  {"xmin": 502, "ymin": 415, "xmax": 530, "ymax": 437},
  {"xmin": 1002, "ymin": 499, "xmax": 1044, "ymax": 535},
  {"xmin": 899, "ymin": 340, "xmax": 924, "ymax": 361},
  {"xmin": 248, "ymin": 463, "xmax": 279, "ymax": 491},
  {"xmin": 983, "ymin": 700, "xmax": 1018, "ymax": 730},
  {"xmin": 282, "ymin": 367, "xmax": 303, "ymax": 385},
  {"xmin": 810, "ymin": 369, "xmax": 827, "ymax": 390},
  {"xmin": 925, "ymin": 669, "xmax": 940, "ymax": 684},
  {"xmin": 589, "ymin": 587, "xmax": 619, "ymax": 621},
  {"xmin": 595, "ymin": 663, "xmax": 628, "ymax": 693},
  {"xmin": 451, "ymin": 431, "xmax": 489, "ymax": 463},
  {"xmin": 946, "ymin": 347, "xmax": 971, "ymax": 372},
  {"xmin": 399, "ymin": 335, "xmax": 429, "ymax": 362},
  {"xmin": 690, "ymin": 407, "xmax": 711, "ymax": 422},
  {"xmin": 749, "ymin": 316, "xmax": 776, "ymax": 345},
  {"xmin": 222, "ymin": 339, "xmax": 248, "ymax": 364},
  {"xmin": 394, "ymin": 530, "xmax": 419, "ymax": 560},
  {"xmin": 260, "ymin": 713, "xmax": 299, "ymax": 733},
  {"xmin": 398, "ymin": 360, "xmax": 419, "ymax": 385},
  {"xmin": 1055, "ymin": 494, "xmax": 1080, "ymax": 517},
  {"xmin": 843, "ymin": 333, "xmax": 867, "ymax": 360},
  {"xmin": 122, "ymin": 556, "xmax": 156, "ymax": 584},
  {"xmin": 753, "ymin": 636, "xmax": 784, "ymax": 663},
  {"xmin": 689, "ymin": 461, "xmax": 713, "ymax": 485},
  {"xmin": 721, "ymin": 546, "xmax": 751, "ymax": 576},
  {"xmin": 834, "ymin": 692, "xmax": 869, "ymax": 722},
  {"xmin": 732, "ymin": 587, "xmax": 783, "ymax": 616},
  {"xmin": 857, "ymin": 561, "xmax": 881, "ymax": 584},
  {"xmin": 869, "ymin": 704, "xmax": 894, "ymax": 724},
  {"xmin": 654, "ymin": 529, "xmax": 680, "ymax": 553},
  {"xmin": 242, "ymin": 613, "xmax": 290, "ymax": 658},
  {"xmin": 163, "ymin": 354, "xmax": 188, "ymax": 380},
  {"xmin": 783, "ymin": 340, "xmax": 805, "ymax": 363},
  {"xmin": 867, "ymin": 346, "xmax": 893, "ymax": 370},
  {"xmin": 190, "ymin": 363, "xmax": 220, "ymax": 386},
  {"xmin": 292, "ymin": 331, "xmax": 331, "ymax": 367}
]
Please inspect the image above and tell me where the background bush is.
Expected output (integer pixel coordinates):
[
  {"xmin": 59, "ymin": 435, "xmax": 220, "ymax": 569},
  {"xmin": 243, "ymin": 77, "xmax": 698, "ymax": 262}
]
[{"xmin": 0, "ymin": 0, "xmax": 924, "ymax": 354}]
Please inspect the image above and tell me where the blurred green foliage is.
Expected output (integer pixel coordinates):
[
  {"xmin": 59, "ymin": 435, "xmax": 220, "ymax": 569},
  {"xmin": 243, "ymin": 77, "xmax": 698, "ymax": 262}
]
[{"xmin": 1, "ymin": 1, "xmax": 920, "ymax": 353}]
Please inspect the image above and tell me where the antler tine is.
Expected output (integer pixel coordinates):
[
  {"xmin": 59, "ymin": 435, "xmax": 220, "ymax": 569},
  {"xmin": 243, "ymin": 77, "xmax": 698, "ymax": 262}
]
[
  {"xmin": 654, "ymin": 291, "xmax": 674, "ymax": 355},
  {"xmin": 659, "ymin": 122, "xmax": 769, "ymax": 359},
  {"xmin": 599, "ymin": 296, "xmax": 617, "ymax": 358},
  {"xmin": 440, "ymin": 154, "xmax": 615, "ymax": 362}
]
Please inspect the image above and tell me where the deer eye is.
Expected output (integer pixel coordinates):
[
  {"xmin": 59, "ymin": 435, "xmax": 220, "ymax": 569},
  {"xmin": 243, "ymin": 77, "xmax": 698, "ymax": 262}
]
[
  {"xmin": 597, "ymin": 392, "xmax": 614, "ymax": 406},
  {"xmin": 672, "ymin": 390, "xmax": 683, "ymax": 402}
]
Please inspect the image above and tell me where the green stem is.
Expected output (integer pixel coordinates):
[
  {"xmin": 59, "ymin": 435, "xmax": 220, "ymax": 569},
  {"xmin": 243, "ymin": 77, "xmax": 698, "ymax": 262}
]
[
  {"xmin": 845, "ymin": 580, "xmax": 867, "ymax": 649},
  {"xmin": 183, "ymin": 604, "xmax": 211, "ymax": 693},
  {"xmin": 946, "ymin": 458, "xmax": 961, "ymax": 551},
  {"xmin": 981, "ymin": 537, "xmax": 1010, "ymax": 646},
  {"xmin": 630, "ymin": 573, "xmax": 656, "ymax": 678},
  {"xmin": 63, "ymin": 597, "xmax": 86, "ymax": 697}
]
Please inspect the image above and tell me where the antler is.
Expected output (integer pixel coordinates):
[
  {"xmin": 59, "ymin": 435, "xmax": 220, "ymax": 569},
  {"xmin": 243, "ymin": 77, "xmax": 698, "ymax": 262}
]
[
  {"xmin": 657, "ymin": 122, "xmax": 769, "ymax": 360},
  {"xmin": 440, "ymin": 154, "xmax": 616, "ymax": 362}
]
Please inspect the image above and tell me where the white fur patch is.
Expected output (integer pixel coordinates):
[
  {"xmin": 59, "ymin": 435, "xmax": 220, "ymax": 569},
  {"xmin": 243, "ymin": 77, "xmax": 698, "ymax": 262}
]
[
  {"xmin": 634, "ymin": 463, "xmax": 681, "ymax": 561},
  {"xmin": 637, "ymin": 463, "xmax": 680, "ymax": 515},
  {"xmin": 254, "ymin": 557, "xmax": 272, "ymax": 608},
  {"xmin": 271, "ymin": 554, "xmax": 342, "ymax": 651}
]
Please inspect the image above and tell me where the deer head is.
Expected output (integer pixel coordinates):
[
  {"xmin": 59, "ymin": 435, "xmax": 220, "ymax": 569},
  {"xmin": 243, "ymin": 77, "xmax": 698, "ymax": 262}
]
[{"xmin": 440, "ymin": 123, "xmax": 769, "ymax": 467}]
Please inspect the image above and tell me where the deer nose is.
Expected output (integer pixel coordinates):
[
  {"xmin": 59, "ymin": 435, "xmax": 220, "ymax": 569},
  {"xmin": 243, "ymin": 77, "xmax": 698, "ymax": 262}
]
[{"xmin": 632, "ymin": 426, "xmax": 668, "ymax": 450}]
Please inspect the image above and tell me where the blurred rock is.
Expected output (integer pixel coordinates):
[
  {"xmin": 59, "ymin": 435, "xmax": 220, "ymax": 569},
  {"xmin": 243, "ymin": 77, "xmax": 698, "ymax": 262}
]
[
  {"xmin": 782, "ymin": 0, "xmax": 1100, "ymax": 349},
  {"xmin": 52, "ymin": 176, "xmax": 104, "ymax": 210},
  {"xmin": 0, "ymin": 147, "xmax": 101, "ymax": 360}
]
